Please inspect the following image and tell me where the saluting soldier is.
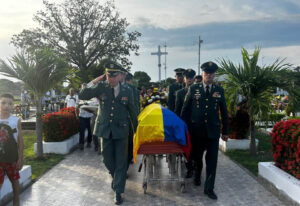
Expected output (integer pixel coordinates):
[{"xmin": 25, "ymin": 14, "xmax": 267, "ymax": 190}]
[
  {"xmin": 168, "ymin": 68, "xmax": 185, "ymax": 111},
  {"xmin": 174, "ymin": 68, "xmax": 196, "ymax": 178},
  {"xmin": 79, "ymin": 61, "xmax": 137, "ymax": 205},
  {"xmin": 181, "ymin": 61, "xmax": 229, "ymax": 200}
]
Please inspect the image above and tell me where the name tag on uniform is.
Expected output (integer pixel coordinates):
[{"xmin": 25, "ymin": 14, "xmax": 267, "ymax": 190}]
[
  {"xmin": 212, "ymin": 92, "xmax": 221, "ymax": 98},
  {"xmin": 121, "ymin": 97, "xmax": 128, "ymax": 101}
]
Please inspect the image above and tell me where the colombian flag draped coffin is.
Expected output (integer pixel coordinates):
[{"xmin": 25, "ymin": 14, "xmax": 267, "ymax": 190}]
[{"xmin": 133, "ymin": 103, "xmax": 191, "ymax": 162}]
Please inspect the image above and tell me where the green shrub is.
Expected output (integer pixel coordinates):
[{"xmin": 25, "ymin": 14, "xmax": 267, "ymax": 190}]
[
  {"xmin": 287, "ymin": 116, "xmax": 300, "ymax": 120},
  {"xmin": 268, "ymin": 113, "xmax": 285, "ymax": 123},
  {"xmin": 42, "ymin": 107, "xmax": 79, "ymax": 142}
]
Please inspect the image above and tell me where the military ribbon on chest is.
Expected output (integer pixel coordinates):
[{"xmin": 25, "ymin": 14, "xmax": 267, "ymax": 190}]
[{"xmin": 212, "ymin": 92, "xmax": 221, "ymax": 98}]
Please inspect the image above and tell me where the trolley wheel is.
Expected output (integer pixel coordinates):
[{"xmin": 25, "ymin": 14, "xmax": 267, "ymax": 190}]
[
  {"xmin": 143, "ymin": 182, "xmax": 147, "ymax": 194},
  {"xmin": 180, "ymin": 183, "xmax": 186, "ymax": 193}
]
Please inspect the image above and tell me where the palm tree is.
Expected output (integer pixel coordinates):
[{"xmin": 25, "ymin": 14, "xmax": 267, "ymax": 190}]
[
  {"xmin": 218, "ymin": 47, "xmax": 290, "ymax": 156},
  {"xmin": 0, "ymin": 48, "xmax": 69, "ymax": 158}
]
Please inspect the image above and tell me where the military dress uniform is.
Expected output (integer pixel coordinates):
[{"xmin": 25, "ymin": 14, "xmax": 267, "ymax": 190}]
[
  {"xmin": 79, "ymin": 63, "xmax": 137, "ymax": 204},
  {"xmin": 168, "ymin": 68, "xmax": 185, "ymax": 111},
  {"xmin": 181, "ymin": 62, "xmax": 228, "ymax": 197},
  {"xmin": 175, "ymin": 69, "xmax": 196, "ymax": 178}
]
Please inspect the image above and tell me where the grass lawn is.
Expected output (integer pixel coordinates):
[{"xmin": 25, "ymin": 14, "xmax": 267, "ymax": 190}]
[
  {"xmin": 225, "ymin": 131, "xmax": 273, "ymax": 176},
  {"xmin": 23, "ymin": 130, "xmax": 64, "ymax": 181}
]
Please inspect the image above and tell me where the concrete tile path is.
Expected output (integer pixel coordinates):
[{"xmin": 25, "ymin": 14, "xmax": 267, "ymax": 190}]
[{"xmin": 6, "ymin": 147, "xmax": 286, "ymax": 206}]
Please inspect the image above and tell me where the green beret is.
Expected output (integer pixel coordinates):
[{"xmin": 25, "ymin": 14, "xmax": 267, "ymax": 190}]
[{"xmin": 201, "ymin": 61, "xmax": 218, "ymax": 73}]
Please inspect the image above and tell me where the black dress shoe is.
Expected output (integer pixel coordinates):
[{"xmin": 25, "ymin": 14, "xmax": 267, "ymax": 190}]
[
  {"xmin": 114, "ymin": 193, "xmax": 123, "ymax": 205},
  {"xmin": 204, "ymin": 190, "xmax": 218, "ymax": 200},
  {"xmin": 185, "ymin": 169, "xmax": 193, "ymax": 178}
]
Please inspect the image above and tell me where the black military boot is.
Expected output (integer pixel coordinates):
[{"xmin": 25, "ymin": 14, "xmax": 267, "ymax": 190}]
[
  {"xmin": 114, "ymin": 192, "xmax": 123, "ymax": 205},
  {"xmin": 185, "ymin": 161, "xmax": 194, "ymax": 178},
  {"xmin": 193, "ymin": 170, "xmax": 201, "ymax": 186}
]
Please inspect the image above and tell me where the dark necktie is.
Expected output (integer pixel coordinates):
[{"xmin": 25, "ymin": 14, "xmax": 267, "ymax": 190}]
[
  {"xmin": 206, "ymin": 85, "xmax": 210, "ymax": 97},
  {"xmin": 111, "ymin": 88, "xmax": 115, "ymax": 98}
]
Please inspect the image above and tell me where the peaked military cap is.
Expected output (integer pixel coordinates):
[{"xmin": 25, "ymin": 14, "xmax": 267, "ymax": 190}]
[
  {"xmin": 105, "ymin": 61, "xmax": 123, "ymax": 76},
  {"xmin": 201, "ymin": 61, "xmax": 218, "ymax": 73},
  {"xmin": 126, "ymin": 73, "xmax": 133, "ymax": 81},
  {"xmin": 174, "ymin": 68, "xmax": 185, "ymax": 75},
  {"xmin": 120, "ymin": 67, "xmax": 128, "ymax": 74},
  {"xmin": 184, "ymin": 68, "xmax": 196, "ymax": 78},
  {"xmin": 195, "ymin": 75, "xmax": 203, "ymax": 81}
]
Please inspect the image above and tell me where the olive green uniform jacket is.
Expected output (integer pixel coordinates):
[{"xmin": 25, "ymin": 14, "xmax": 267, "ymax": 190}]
[{"xmin": 79, "ymin": 81, "xmax": 137, "ymax": 139}]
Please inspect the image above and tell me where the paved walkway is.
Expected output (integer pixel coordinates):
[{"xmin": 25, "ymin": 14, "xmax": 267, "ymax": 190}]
[{"xmin": 7, "ymin": 147, "xmax": 285, "ymax": 206}]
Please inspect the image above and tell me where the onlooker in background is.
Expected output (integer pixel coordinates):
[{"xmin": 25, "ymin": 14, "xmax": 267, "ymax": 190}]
[
  {"xmin": 20, "ymin": 89, "xmax": 30, "ymax": 119},
  {"xmin": 78, "ymin": 101, "xmax": 93, "ymax": 150},
  {"xmin": 64, "ymin": 88, "xmax": 79, "ymax": 108}
]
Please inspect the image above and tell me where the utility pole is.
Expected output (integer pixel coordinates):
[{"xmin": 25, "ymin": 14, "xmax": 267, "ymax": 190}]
[
  {"xmin": 164, "ymin": 43, "xmax": 167, "ymax": 80},
  {"xmin": 151, "ymin": 45, "xmax": 168, "ymax": 82},
  {"xmin": 198, "ymin": 36, "xmax": 204, "ymax": 75}
]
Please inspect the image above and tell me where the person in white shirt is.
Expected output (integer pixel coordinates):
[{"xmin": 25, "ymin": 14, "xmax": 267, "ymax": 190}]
[
  {"xmin": 64, "ymin": 88, "xmax": 79, "ymax": 108},
  {"xmin": 78, "ymin": 105, "xmax": 93, "ymax": 150}
]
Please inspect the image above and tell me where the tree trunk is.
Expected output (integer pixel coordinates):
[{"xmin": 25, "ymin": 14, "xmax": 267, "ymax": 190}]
[
  {"xmin": 36, "ymin": 95, "xmax": 44, "ymax": 158},
  {"xmin": 249, "ymin": 108, "xmax": 256, "ymax": 156}
]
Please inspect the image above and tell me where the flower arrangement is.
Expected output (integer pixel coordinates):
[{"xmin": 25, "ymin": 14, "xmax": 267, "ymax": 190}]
[
  {"xmin": 271, "ymin": 119, "xmax": 300, "ymax": 179},
  {"xmin": 42, "ymin": 107, "xmax": 79, "ymax": 142}
]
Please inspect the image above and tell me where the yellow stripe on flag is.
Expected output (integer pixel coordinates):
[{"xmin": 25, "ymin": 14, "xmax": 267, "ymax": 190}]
[{"xmin": 133, "ymin": 104, "xmax": 165, "ymax": 162}]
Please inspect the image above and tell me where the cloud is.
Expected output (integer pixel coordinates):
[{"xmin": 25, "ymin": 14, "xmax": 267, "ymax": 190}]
[
  {"xmin": 116, "ymin": 0, "xmax": 300, "ymax": 29},
  {"xmin": 132, "ymin": 20, "xmax": 300, "ymax": 51}
]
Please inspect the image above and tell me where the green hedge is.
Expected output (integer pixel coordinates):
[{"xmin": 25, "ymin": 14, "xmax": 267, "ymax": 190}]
[
  {"xmin": 287, "ymin": 116, "xmax": 300, "ymax": 120},
  {"xmin": 42, "ymin": 107, "xmax": 79, "ymax": 142}
]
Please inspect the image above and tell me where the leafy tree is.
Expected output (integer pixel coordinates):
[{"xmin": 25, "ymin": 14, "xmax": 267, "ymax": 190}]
[
  {"xmin": 133, "ymin": 71, "xmax": 151, "ymax": 88},
  {"xmin": 282, "ymin": 66, "xmax": 300, "ymax": 116},
  {"xmin": 166, "ymin": 77, "xmax": 176, "ymax": 87},
  {"xmin": 0, "ymin": 48, "xmax": 69, "ymax": 158},
  {"xmin": 218, "ymin": 47, "xmax": 290, "ymax": 155},
  {"xmin": 11, "ymin": 0, "xmax": 141, "ymax": 82},
  {"xmin": 0, "ymin": 79, "xmax": 22, "ymax": 96}
]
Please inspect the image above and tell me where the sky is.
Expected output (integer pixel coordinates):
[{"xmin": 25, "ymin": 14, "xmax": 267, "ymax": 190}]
[{"xmin": 0, "ymin": 0, "xmax": 300, "ymax": 82}]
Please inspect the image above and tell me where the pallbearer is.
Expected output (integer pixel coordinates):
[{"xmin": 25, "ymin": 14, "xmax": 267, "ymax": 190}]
[
  {"xmin": 181, "ymin": 61, "xmax": 229, "ymax": 200},
  {"xmin": 175, "ymin": 68, "xmax": 196, "ymax": 178},
  {"xmin": 168, "ymin": 68, "xmax": 185, "ymax": 111}
]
